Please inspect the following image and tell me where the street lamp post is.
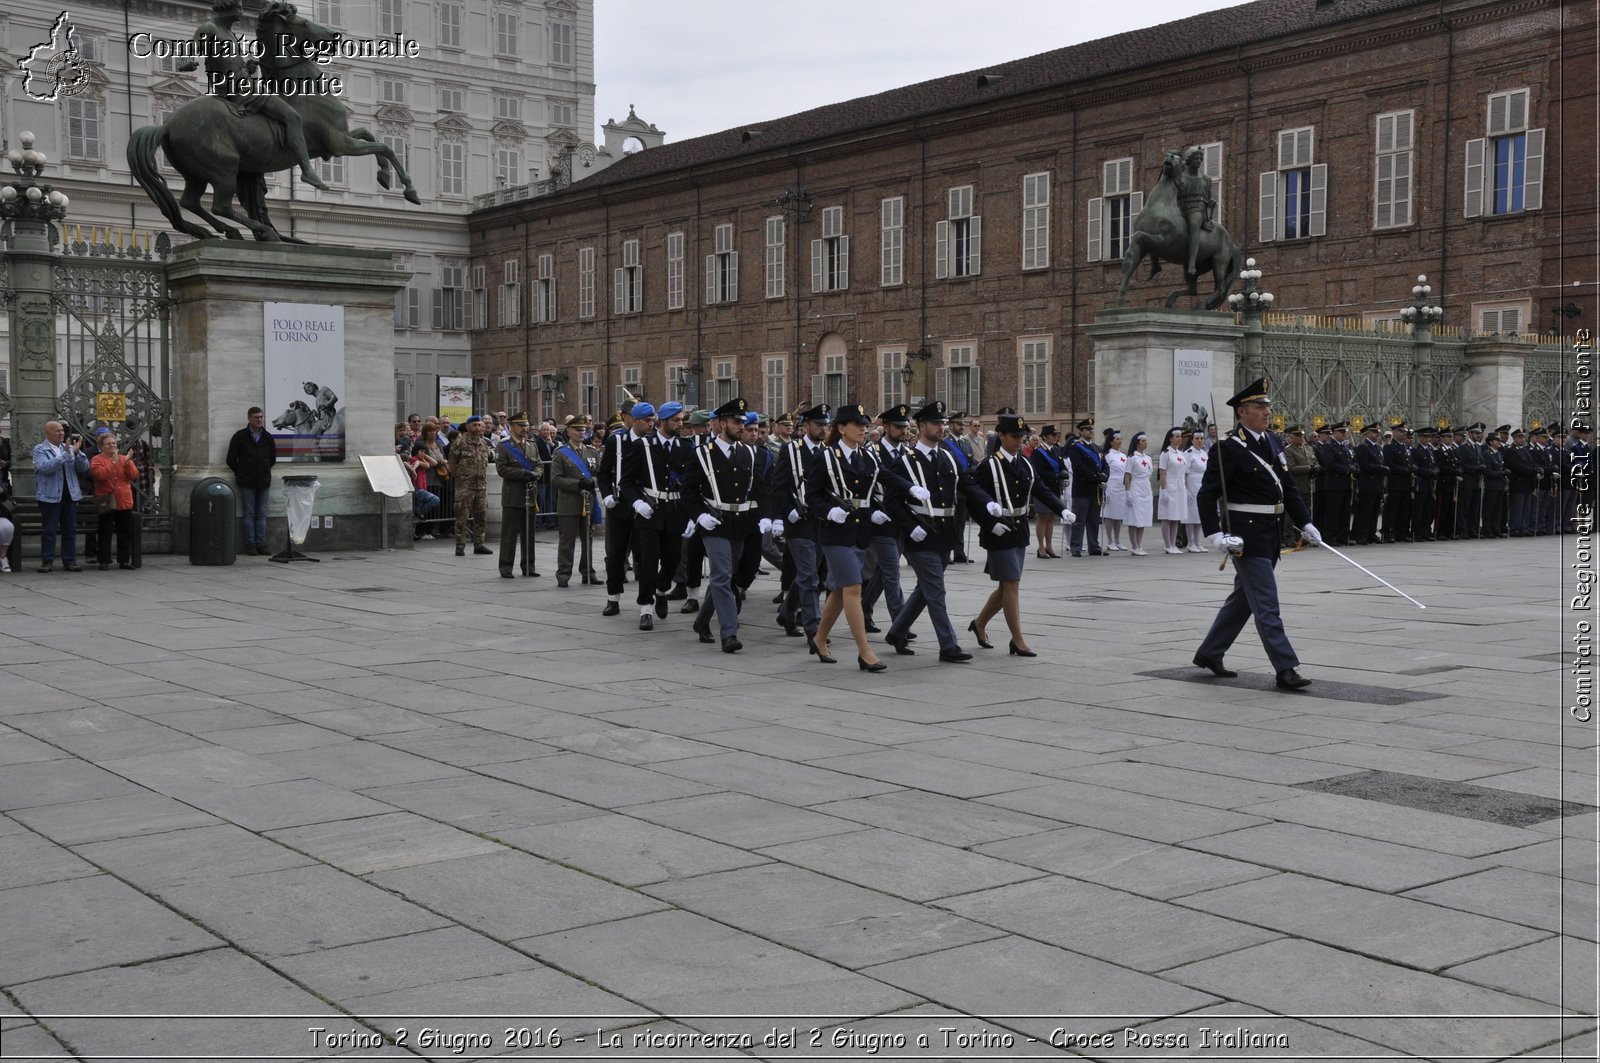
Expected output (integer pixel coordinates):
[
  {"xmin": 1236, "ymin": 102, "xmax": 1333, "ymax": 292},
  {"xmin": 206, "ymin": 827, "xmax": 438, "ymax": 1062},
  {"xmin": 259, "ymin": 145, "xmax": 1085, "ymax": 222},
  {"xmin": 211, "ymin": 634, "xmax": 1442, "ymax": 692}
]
[
  {"xmin": 1226, "ymin": 257, "xmax": 1275, "ymax": 385},
  {"xmin": 1399, "ymin": 275, "xmax": 1444, "ymax": 426}
]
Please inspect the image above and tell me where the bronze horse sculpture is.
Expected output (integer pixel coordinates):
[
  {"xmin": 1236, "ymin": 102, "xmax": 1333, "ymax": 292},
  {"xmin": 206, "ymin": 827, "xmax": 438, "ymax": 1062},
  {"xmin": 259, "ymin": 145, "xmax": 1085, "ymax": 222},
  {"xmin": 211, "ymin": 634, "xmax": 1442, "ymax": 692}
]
[
  {"xmin": 128, "ymin": 2, "xmax": 418, "ymax": 242},
  {"xmin": 1114, "ymin": 151, "xmax": 1241, "ymax": 310}
]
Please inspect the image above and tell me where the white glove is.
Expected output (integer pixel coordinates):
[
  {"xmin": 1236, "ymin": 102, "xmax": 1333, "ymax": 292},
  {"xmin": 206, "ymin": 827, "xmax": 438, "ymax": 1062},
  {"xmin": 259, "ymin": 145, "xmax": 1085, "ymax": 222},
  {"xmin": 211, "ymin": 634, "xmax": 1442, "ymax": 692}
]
[
  {"xmin": 758, "ymin": 518, "xmax": 774, "ymax": 535},
  {"xmin": 682, "ymin": 520, "xmax": 696, "ymax": 539},
  {"xmin": 602, "ymin": 494, "xmax": 617, "ymax": 510},
  {"xmin": 827, "ymin": 506, "xmax": 849, "ymax": 525},
  {"xmin": 788, "ymin": 508, "xmax": 802, "ymax": 523},
  {"xmin": 870, "ymin": 509, "xmax": 891, "ymax": 526},
  {"xmin": 986, "ymin": 501, "xmax": 1003, "ymax": 518},
  {"xmin": 1300, "ymin": 522, "xmax": 1324, "ymax": 546},
  {"xmin": 1060, "ymin": 509, "xmax": 1076, "ymax": 524},
  {"xmin": 771, "ymin": 520, "xmax": 784, "ymax": 538},
  {"xmin": 909, "ymin": 525, "xmax": 928, "ymax": 543},
  {"xmin": 908, "ymin": 486, "xmax": 932, "ymax": 502},
  {"xmin": 696, "ymin": 512, "xmax": 721, "ymax": 532},
  {"xmin": 632, "ymin": 499, "xmax": 654, "ymax": 519},
  {"xmin": 1209, "ymin": 532, "xmax": 1244, "ymax": 554}
]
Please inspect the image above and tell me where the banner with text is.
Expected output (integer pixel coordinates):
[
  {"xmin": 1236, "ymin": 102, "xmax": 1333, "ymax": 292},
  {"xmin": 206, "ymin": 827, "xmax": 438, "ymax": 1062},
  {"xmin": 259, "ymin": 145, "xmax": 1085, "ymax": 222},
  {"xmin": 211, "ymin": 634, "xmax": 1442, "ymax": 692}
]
[
  {"xmin": 438, "ymin": 376, "xmax": 473, "ymax": 423},
  {"xmin": 265, "ymin": 302, "xmax": 346, "ymax": 462},
  {"xmin": 1173, "ymin": 349, "xmax": 1214, "ymax": 435}
]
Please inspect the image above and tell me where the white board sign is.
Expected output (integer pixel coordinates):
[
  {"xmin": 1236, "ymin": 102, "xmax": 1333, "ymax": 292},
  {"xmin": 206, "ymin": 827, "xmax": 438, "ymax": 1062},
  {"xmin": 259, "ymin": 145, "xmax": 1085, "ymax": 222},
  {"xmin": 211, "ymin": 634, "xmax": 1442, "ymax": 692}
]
[{"xmin": 360, "ymin": 454, "xmax": 413, "ymax": 498}]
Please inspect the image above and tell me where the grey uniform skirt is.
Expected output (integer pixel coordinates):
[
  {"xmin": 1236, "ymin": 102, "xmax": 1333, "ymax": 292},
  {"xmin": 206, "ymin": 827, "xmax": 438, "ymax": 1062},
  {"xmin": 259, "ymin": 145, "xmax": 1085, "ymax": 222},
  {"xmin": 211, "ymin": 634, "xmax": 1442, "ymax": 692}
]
[
  {"xmin": 822, "ymin": 543, "xmax": 865, "ymax": 591},
  {"xmin": 984, "ymin": 545, "xmax": 1026, "ymax": 582}
]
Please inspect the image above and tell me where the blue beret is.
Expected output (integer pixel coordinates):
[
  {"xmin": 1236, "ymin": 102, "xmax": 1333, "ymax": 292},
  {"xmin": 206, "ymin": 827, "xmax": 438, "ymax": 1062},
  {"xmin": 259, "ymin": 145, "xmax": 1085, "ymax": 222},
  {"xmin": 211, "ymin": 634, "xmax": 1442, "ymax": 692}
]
[
  {"xmin": 464, "ymin": 415, "xmax": 482, "ymax": 424},
  {"xmin": 744, "ymin": 412, "xmax": 760, "ymax": 427},
  {"xmin": 658, "ymin": 401, "xmax": 684, "ymax": 420},
  {"xmin": 93, "ymin": 426, "xmax": 113, "ymax": 436},
  {"xmin": 631, "ymin": 402, "xmax": 656, "ymax": 419}
]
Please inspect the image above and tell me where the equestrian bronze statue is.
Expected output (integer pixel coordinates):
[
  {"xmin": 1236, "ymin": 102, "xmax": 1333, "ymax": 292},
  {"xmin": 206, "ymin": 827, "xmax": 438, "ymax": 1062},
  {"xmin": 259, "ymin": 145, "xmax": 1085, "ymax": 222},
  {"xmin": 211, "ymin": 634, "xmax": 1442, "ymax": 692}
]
[
  {"xmin": 1114, "ymin": 148, "xmax": 1242, "ymax": 311},
  {"xmin": 128, "ymin": 0, "xmax": 419, "ymax": 243}
]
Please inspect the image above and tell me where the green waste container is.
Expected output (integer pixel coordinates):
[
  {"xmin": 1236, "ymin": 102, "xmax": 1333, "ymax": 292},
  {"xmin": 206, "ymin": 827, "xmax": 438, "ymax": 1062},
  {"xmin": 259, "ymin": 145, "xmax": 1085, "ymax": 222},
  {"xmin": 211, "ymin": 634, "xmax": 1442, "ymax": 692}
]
[{"xmin": 190, "ymin": 477, "xmax": 237, "ymax": 565}]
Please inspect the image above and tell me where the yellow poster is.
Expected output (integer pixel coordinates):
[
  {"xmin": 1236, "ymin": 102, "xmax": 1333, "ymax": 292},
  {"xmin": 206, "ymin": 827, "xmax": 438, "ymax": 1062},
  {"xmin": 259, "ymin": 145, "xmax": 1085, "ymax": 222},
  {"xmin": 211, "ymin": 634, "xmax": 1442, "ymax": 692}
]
[{"xmin": 438, "ymin": 376, "xmax": 473, "ymax": 422}]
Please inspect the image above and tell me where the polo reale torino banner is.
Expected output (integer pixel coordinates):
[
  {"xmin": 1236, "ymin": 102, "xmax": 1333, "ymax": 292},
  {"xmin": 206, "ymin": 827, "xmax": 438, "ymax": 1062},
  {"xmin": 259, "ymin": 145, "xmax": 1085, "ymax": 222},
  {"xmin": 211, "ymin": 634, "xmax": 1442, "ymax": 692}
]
[{"xmin": 264, "ymin": 302, "xmax": 346, "ymax": 462}]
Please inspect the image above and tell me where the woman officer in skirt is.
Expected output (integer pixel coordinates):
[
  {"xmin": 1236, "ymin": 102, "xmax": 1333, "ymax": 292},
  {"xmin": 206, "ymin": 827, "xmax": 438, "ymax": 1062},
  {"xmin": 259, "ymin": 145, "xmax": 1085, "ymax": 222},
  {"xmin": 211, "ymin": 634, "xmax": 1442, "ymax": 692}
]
[{"xmin": 969, "ymin": 410, "xmax": 1075, "ymax": 657}]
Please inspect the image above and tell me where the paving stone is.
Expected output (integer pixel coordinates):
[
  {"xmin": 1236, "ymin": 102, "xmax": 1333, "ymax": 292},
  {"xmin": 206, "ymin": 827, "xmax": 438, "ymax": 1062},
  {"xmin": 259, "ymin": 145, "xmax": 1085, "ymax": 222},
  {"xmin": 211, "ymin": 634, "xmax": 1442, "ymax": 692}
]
[
  {"xmin": 207, "ymin": 721, "xmax": 361, "ymax": 754},
  {"xmin": 0, "ymin": 732, "xmax": 72, "ymax": 766},
  {"xmin": 701, "ymin": 723, "xmax": 887, "ymax": 761},
  {"xmin": 644, "ymin": 863, "xmax": 1005, "ymax": 969},
  {"xmin": 951, "ymin": 715, "xmax": 1177, "ymax": 754},
  {"xmin": 1164, "ymin": 938, "xmax": 1566, "ymax": 1059},
  {"xmin": 625, "ymin": 792, "xmax": 871, "ymax": 848},
  {"xmin": 0, "ymin": 830, "xmax": 101, "ymax": 890},
  {"xmin": 807, "ymin": 749, "xmax": 1054, "ymax": 799},
  {"xmin": 862, "ymin": 935, "xmax": 1218, "ymax": 1042},
  {"xmin": 274, "ymin": 926, "xmax": 543, "ymax": 1002},
  {"xmin": 1049, "ymin": 759, "xmax": 1307, "ymax": 809},
  {"xmin": 1235, "ymin": 792, "xmax": 1549, "ymax": 857},
  {"xmin": 358, "ymin": 775, "xmax": 596, "ymax": 832},
  {"xmin": 542, "ymin": 727, "xmax": 731, "ymax": 764},
  {"xmin": 8, "ymin": 947, "xmax": 354, "ymax": 1060},
  {"xmin": 173, "ymin": 777, "xmax": 398, "ymax": 831},
  {"xmin": 1404, "ymin": 867, "xmax": 1599, "ymax": 941},
  {"xmin": 518, "ymin": 909, "xmax": 918, "ymax": 1019},
  {"xmin": 975, "ymin": 826, "xmax": 1276, "ymax": 899},
  {"xmin": 153, "ymin": 863, "xmax": 448, "ymax": 957},
  {"xmin": 650, "ymin": 750, "xmax": 902, "ymax": 805},
  {"xmin": 1294, "ymin": 770, "xmax": 1592, "ymax": 827},
  {"xmin": 979, "ymin": 780, "xmax": 1267, "ymax": 842},
  {"xmin": 493, "ymin": 813, "xmax": 768, "ymax": 886},
  {"xmin": 1482, "ymin": 838, "xmax": 1598, "ymax": 885},
  {"xmin": 0, "ymin": 874, "xmax": 222, "ymax": 982},
  {"xmin": 1472, "ymin": 766, "xmax": 1599, "ymax": 803},
  {"xmin": 369, "ymin": 850, "xmax": 666, "ymax": 939},
  {"xmin": 99, "ymin": 745, "xmax": 305, "ymax": 792},
  {"xmin": 936, "ymin": 874, "xmax": 1278, "ymax": 971},
  {"xmin": 1127, "ymin": 741, "xmax": 1364, "ymax": 784},
  {"xmin": 810, "ymin": 790, "xmax": 1063, "ymax": 847},
  {"xmin": 1180, "ymin": 872, "xmax": 1549, "ymax": 969},
  {"xmin": 1188, "ymin": 821, "xmax": 1484, "ymax": 892},
  {"xmin": 261, "ymin": 742, "xmax": 468, "ymax": 789},
  {"xmin": 480, "ymin": 753, "xmax": 722, "ymax": 807},
  {"xmin": 9, "ymin": 792, "xmax": 220, "ymax": 845},
  {"xmin": 1443, "ymin": 936, "xmax": 1597, "ymax": 1012},
  {"xmin": 758, "ymin": 828, "xmax": 1043, "ymax": 901},
  {"xmin": 267, "ymin": 812, "xmax": 505, "ymax": 875},
  {"xmin": 144, "ymin": 703, "xmax": 289, "ymax": 733},
  {"xmin": 75, "ymin": 823, "xmax": 316, "ymax": 888},
  {"xmin": 0, "ymin": 759, "xmax": 146, "ymax": 811},
  {"xmin": 294, "ymin": 702, "xmax": 453, "ymax": 736},
  {"xmin": 0, "ymin": 1022, "xmax": 73, "ymax": 1058},
  {"xmin": 897, "ymin": 732, "xmax": 1110, "ymax": 776},
  {"xmin": 372, "ymin": 728, "xmax": 561, "ymax": 765}
]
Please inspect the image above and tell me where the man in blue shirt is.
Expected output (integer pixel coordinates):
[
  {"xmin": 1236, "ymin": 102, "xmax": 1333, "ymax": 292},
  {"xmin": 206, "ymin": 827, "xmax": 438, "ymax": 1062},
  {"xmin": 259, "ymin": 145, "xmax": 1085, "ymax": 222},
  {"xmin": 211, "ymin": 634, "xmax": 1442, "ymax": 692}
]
[{"xmin": 32, "ymin": 420, "xmax": 90, "ymax": 572}]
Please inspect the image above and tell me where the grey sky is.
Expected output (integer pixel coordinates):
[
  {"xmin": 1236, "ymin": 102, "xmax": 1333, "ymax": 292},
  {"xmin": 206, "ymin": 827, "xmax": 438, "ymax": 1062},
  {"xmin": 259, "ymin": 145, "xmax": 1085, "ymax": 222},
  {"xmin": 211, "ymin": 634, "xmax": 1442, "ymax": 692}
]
[{"xmin": 594, "ymin": 0, "xmax": 1244, "ymax": 144}]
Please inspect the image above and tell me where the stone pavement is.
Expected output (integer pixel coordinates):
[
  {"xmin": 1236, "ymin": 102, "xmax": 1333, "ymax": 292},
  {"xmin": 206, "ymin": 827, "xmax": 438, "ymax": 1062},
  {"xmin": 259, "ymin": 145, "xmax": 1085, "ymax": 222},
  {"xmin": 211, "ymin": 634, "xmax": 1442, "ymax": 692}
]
[{"xmin": 0, "ymin": 531, "xmax": 1595, "ymax": 1062}]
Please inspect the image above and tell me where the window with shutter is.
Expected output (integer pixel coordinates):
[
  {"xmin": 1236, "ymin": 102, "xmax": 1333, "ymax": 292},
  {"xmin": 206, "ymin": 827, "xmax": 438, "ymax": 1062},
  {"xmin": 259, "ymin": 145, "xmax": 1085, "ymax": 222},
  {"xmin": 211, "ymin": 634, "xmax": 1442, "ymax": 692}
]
[
  {"xmin": 1482, "ymin": 89, "xmax": 1541, "ymax": 215},
  {"xmin": 1022, "ymin": 172, "xmax": 1050, "ymax": 271},
  {"xmin": 765, "ymin": 217, "xmax": 785, "ymax": 299},
  {"xmin": 1093, "ymin": 159, "xmax": 1135, "ymax": 260},
  {"xmin": 765, "ymin": 355, "xmax": 786, "ymax": 417},
  {"xmin": 814, "ymin": 206, "xmax": 848, "ymax": 292},
  {"xmin": 707, "ymin": 223, "xmax": 737, "ymax": 303},
  {"xmin": 1201, "ymin": 142, "xmax": 1224, "ymax": 227},
  {"xmin": 880, "ymin": 197, "xmax": 904, "ymax": 286},
  {"xmin": 1374, "ymin": 111, "xmax": 1414, "ymax": 229},
  {"xmin": 578, "ymin": 247, "xmax": 595, "ymax": 319},
  {"xmin": 617, "ymin": 240, "xmax": 642, "ymax": 313},
  {"xmin": 666, "ymin": 231, "xmax": 685, "ymax": 310},
  {"xmin": 1020, "ymin": 338, "xmax": 1050, "ymax": 417},
  {"xmin": 1476, "ymin": 303, "xmax": 1528, "ymax": 336},
  {"xmin": 945, "ymin": 186, "xmax": 979, "ymax": 277},
  {"xmin": 880, "ymin": 349, "xmax": 906, "ymax": 409},
  {"xmin": 1262, "ymin": 127, "xmax": 1324, "ymax": 240}
]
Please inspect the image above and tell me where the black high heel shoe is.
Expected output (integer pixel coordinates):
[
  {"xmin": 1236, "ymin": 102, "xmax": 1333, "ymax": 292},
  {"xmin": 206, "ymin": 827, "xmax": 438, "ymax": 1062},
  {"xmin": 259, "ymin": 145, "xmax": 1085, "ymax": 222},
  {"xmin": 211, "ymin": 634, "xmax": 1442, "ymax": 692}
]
[
  {"xmin": 967, "ymin": 620, "xmax": 994, "ymax": 650},
  {"xmin": 1008, "ymin": 640, "xmax": 1037, "ymax": 658},
  {"xmin": 858, "ymin": 656, "xmax": 887, "ymax": 673},
  {"xmin": 809, "ymin": 636, "xmax": 837, "ymax": 664}
]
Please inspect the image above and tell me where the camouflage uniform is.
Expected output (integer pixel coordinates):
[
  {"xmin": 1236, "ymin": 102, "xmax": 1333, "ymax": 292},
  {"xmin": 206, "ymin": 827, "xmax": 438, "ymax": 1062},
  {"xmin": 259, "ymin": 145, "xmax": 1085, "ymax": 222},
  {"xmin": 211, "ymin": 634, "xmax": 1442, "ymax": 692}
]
[{"xmin": 449, "ymin": 434, "xmax": 492, "ymax": 547}]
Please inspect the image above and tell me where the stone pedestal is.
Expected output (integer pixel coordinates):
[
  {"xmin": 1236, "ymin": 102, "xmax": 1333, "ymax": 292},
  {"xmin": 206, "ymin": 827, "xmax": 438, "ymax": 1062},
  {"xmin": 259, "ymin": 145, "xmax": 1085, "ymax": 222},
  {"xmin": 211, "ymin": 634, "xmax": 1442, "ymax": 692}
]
[
  {"xmin": 167, "ymin": 242, "xmax": 409, "ymax": 553},
  {"xmin": 1084, "ymin": 308, "xmax": 1243, "ymax": 439},
  {"xmin": 1460, "ymin": 340, "xmax": 1527, "ymax": 431}
]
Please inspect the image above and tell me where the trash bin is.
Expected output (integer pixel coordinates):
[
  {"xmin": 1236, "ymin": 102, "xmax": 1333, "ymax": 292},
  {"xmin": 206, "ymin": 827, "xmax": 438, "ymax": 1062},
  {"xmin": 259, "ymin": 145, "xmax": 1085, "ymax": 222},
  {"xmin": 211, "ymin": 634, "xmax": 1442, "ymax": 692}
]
[{"xmin": 190, "ymin": 477, "xmax": 237, "ymax": 565}]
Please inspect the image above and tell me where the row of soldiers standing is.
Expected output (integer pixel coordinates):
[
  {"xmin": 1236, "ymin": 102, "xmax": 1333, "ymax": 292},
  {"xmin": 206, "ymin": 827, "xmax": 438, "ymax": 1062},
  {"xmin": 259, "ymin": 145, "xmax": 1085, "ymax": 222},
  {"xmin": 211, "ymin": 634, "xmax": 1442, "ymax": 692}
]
[{"xmin": 1280, "ymin": 420, "xmax": 1592, "ymax": 546}]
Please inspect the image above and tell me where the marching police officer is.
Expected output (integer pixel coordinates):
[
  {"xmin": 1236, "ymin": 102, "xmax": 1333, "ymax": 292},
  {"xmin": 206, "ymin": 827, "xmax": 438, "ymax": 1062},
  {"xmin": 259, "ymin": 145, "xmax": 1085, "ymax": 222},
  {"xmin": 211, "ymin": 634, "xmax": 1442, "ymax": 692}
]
[{"xmin": 681, "ymin": 398, "xmax": 766, "ymax": 653}]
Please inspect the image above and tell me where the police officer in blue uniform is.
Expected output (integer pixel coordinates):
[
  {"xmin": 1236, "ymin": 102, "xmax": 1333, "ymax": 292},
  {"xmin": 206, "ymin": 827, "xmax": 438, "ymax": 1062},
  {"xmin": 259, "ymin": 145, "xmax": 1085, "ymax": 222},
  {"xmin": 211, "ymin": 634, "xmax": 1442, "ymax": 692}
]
[
  {"xmin": 770, "ymin": 404, "xmax": 830, "ymax": 639},
  {"xmin": 681, "ymin": 398, "xmax": 766, "ymax": 653},
  {"xmin": 861, "ymin": 403, "xmax": 911, "ymax": 632},
  {"xmin": 1193, "ymin": 378, "xmax": 1320, "ymax": 690}
]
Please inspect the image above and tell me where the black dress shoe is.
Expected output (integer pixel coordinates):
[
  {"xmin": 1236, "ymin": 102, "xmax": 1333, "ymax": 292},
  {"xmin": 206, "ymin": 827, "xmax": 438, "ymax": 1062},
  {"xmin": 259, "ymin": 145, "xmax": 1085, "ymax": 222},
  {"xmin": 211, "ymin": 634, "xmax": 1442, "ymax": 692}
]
[
  {"xmin": 1192, "ymin": 652, "xmax": 1238, "ymax": 678},
  {"xmin": 680, "ymin": 598, "xmax": 700, "ymax": 614},
  {"xmin": 808, "ymin": 636, "xmax": 836, "ymax": 664},
  {"xmin": 864, "ymin": 620, "xmax": 881, "ymax": 633},
  {"xmin": 885, "ymin": 632, "xmax": 915, "ymax": 656},
  {"xmin": 698, "ymin": 630, "xmax": 716, "ymax": 644},
  {"xmin": 905, "ymin": 632, "xmax": 918, "ymax": 641},
  {"xmin": 601, "ymin": 601, "xmax": 620, "ymax": 617},
  {"xmin": 667, "ymin": 584, "xmax": 689, "ymax": 600},
  {"xmin": 1276, "ymin": 668, "xmax": 1313, "ymax": 690},
  {"xmin": 639, "ymin": 614, "xmax": 654, "ymax": 631},
  {"xmin": 939, "ymin": 647, "xmax": 973, "ymax": 663},
  {"xmin": 722, "ymin": 637, "xmax": 742, "ymax": 654},
  {"xmin": 967, "ymin": 620, "xmax": 994, "ymax": 650},
  {"xmin": 1008, "ymin": 640, "xmax": 1037, "ymax": 657},
  {"xmin": 62, "ymin": 564, "xmax": 82, "ymax": 572},
  {"xmin": 655, "ymin": 595, "xmax": 669, "ymax": 619},
  {"xmin": 557, "ymin": 579, "xmax": 569, "ymax": 588},
  {"xmin": 857, "ymin": 655, "xmax": 887, "ymax": 672},
  {"xmin": 474, "ymin": 545, "xmax": 493, "ymax": 555},
  {"xmin": 455, "ymin": 545, "xmax": 466, "ymax": 556},
  {"xmin": 500, "ymin": 570, "xmax": 515, "ymax": 579}
]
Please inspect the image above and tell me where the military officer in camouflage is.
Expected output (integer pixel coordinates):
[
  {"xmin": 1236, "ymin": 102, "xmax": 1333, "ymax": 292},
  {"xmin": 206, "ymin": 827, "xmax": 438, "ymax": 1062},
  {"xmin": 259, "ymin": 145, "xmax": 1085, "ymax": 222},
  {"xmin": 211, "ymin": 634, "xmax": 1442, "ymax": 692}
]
[{"xmin": 449, "ymin": 415, "xmax": 495, "ymax": 556}]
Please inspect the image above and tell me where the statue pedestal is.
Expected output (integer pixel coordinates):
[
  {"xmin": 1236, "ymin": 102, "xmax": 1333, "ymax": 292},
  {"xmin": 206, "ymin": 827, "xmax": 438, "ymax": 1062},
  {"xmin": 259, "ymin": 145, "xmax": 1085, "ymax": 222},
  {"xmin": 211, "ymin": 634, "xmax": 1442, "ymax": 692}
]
[
  {"xmin": 1084, "ymin": 307, "xmax": 1243, "ymax": 441},
  {"xmin": 1460, "ymin": 340, "xmax": 1528, "ymax": 432},
  {"xmin": 167, "ymin": 242, "xmax": 410, "ymax": 553}
]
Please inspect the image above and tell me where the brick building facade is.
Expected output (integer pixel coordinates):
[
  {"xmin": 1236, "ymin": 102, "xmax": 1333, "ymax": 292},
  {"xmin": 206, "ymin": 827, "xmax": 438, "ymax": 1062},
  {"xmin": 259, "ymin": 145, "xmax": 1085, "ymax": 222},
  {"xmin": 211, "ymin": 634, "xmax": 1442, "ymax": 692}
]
[{"xmin": 467, "ymin": 0, "xmax": 1595, "ymax": 426}]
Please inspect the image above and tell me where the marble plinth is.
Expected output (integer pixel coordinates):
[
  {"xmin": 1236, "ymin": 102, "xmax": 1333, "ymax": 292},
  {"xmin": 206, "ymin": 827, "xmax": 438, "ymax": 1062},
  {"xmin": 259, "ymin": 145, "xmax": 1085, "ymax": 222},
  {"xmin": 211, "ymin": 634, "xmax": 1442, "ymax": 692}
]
[{"xmin": 1084, "ymin": 308, "xmax": 1243, "ymax": 441}]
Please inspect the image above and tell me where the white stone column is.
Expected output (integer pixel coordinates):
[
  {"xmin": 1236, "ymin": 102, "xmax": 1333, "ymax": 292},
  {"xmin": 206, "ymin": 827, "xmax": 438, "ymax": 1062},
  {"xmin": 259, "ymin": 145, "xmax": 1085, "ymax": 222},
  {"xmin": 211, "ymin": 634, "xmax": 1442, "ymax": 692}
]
[
  {"xmin": 1083, "ymin": 308, "xmax": 1244, "ymax": 439},
  {"xmin": 167, "ymin": 242, "xmax": 410, "ymax": 553},
  {"xmin": 1460, "ymin": 340, "xmax": 1527, "ymax": 431}
]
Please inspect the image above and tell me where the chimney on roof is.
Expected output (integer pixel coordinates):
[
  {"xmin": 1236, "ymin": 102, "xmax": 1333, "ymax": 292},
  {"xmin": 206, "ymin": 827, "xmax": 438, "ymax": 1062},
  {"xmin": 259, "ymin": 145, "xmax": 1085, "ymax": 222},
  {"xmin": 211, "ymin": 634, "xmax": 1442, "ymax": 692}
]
[
  {"xmin": 976, "ymin": 73, "xmax": 1005, "ymax": 88},
  {"xmin": 742, "ymin": 129, "xmax": 765, "ymax": 142}
]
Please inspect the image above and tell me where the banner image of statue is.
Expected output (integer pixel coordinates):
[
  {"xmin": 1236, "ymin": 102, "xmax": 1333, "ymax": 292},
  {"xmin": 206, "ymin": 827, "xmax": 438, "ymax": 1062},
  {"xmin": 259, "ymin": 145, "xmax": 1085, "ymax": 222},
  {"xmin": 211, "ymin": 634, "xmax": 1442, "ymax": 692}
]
[
  {"xmin": 265, "ymin": 301, "xmax": 345, "ymax": 461},
  {"xmin": 1173, "ymin": 349, "xmax": 1214, "ymax": 434}
]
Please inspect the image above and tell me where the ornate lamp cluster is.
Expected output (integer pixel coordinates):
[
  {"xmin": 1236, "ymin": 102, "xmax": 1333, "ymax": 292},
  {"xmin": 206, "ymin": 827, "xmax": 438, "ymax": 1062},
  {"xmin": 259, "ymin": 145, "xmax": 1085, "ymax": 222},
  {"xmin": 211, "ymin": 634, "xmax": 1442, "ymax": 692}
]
[
  {"xmin": 0, "ymin": 131, "xmax": 70, "ymax": 224},
  {"xmin": 1227, "ymin": 258, "xmax": 1275, "ymax": 314},
  {"xmin": 1399, "ymin": 274, "xmax": 1444, "ymax": 329}
]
